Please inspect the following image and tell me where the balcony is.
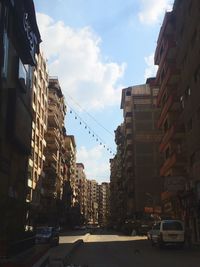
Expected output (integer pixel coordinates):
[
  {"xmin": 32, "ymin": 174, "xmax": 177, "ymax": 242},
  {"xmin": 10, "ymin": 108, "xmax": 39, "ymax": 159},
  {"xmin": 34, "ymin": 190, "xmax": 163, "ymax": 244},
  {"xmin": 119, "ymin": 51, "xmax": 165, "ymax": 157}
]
[
  {"xmin": 159, "ymin": 125, "xmax": 175, "ymax": 152},
  {"xmin": 126, "ymin": 139, "xmax": 133, "ymax": 145},
  {"xmin": 48, "ymin": 126, "xmax": 60, "ymax": 137},
  {"xmin": 125, "ymin": 150, "xmax": 132, "ymax": 162},
  {"xmin": 155, "ymin": 35, "xmax": 176, "ymax": 69},
  {"xmin": 125, "ymin": 117, "xmax": 132, "ymax": 124},
  {"xmin": 48, "ymin": 112, "xmax": 60, "ymax": 128},
  {"xmin": 47, "ymin": 139, "xmax": 60, "ymax": 151},
  {"xmin": 157, "ymin": 95, "xmax": 179, "ymax": 129},
  {"xmin": 159, "ymin": 151, "xmax": 186, "ymax": 177},
  {"xmin": 157, "ymin": 66, "xmax": 180, "ymax": 106},
  {"xmin": 160, "ymin": 153, "xmax": 176, "ymax": 176},
  {"xmin": 155, "ymin": 12, "xmax": 174, "ymax": 64}
]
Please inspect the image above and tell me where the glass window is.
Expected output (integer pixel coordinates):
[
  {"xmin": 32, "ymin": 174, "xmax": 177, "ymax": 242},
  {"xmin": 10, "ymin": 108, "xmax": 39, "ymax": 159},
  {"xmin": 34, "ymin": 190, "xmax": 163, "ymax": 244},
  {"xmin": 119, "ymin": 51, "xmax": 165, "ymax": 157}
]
[
  {"xmin": 163, "ymin": 221, "xmax": 183, "ymax": 231},
  {"xmin": 18, "ymin": 59, "xmax": 28, "ymax": 91},
  {"xmin": 2, "ymin": 31, "xmax": 9, "ymax": 79}
]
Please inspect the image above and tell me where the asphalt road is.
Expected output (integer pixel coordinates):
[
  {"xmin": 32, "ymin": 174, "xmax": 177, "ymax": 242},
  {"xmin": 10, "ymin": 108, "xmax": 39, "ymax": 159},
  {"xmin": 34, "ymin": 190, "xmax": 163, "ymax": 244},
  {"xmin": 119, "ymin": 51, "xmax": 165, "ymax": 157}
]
[{"xmin": 66, "ymin": 229, "xmax": 200, "ymax": 267}]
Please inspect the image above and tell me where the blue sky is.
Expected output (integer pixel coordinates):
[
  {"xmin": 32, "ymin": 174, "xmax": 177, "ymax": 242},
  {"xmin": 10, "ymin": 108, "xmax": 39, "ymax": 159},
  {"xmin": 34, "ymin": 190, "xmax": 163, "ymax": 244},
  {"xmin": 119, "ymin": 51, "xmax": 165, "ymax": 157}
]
[{"xmin": 34, "ymin": 0, "xmax": 173, "ymax": 183}]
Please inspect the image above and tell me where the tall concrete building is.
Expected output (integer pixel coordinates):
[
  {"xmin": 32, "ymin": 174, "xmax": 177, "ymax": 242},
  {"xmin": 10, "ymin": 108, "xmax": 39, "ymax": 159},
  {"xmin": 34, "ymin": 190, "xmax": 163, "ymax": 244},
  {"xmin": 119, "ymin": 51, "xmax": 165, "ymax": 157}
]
[
  {"xmin": 155, "ymin": 0, "xmax": 200, "ymax": 242},
  {"xmin": 110, "ymin": 126, "xmax": 125, "ymax": 227},
  {"xmin": 87, "ymin": 180, "xmax": 99, "ymax": 224},
  {"xmin": 119, "ymin": 80, "xmax": 162, "ymax": 219},
  {"xmin": 27, "ymin": 53, "xmax": 48, "ymax": 226},
  {"xmin": 41, "ymin": 77, "xmax": 66, "ymax": 225},
  {"xmin": 0, "ymin": 0, "xmax": 41, "ymax": 256},
  {"xmin": 99, "ymin": 182, "xmax": 110, "ymax": 226},
  {"xmin": 63, "ymin": 135, "xmax": 77, "ymax": 209},
  {"xmin": 75, "ymin": 163, "xmax": 88, "ymax": 222}
]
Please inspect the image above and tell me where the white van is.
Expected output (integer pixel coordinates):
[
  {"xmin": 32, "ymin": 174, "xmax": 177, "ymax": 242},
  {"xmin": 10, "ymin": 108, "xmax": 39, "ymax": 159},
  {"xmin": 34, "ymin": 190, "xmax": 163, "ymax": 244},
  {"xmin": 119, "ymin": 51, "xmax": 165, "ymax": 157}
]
[{"xmin": 150, "ymin": 220, "xmax": 185, "ymax": 247}]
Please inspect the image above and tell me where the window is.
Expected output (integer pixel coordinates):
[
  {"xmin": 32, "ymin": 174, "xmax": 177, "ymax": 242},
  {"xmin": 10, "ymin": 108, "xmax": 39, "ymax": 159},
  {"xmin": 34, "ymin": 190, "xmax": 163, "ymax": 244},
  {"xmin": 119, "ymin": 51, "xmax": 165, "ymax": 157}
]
[
  {"xmin": 126, "ymin": 90, "xmax": 131, "ymax": 96},
  {"xmin": 2, "ymin": 31, "xmax": 9, "ymax": 79},
  {"xmin": 125, "ymin": 112, "xmax": 132, "ymax": 117},
  {"xmin": 185, "ymin": 86, "xmax": 191, "ymax": 98},
  {"xmin": 194, "ymin": 65, "xmax": 200, "ymax": 83},
  {"xmin": 18, "ymin": 59, "xmax": 28, "ymax": 92},
  {"xmin": 180, "ymin": 96, "xmax": 184, "ymax": 109},
  {"xmin": 163, "ymin": 221, "xmax": 183, "ymax": 231},
  {"xmin": 33, "ymin": 92, "xmax": 36, "ymax": 104}
]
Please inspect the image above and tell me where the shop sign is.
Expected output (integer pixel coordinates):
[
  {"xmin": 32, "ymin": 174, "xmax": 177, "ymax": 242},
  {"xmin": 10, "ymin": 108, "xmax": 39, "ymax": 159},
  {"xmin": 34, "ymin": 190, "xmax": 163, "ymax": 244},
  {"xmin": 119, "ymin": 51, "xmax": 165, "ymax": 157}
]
[
  {"xmin": 23, "ymin": 12, "xmax": 38, "ymax": 64},
  {"xmin": 144, "ymin": 207, "xmax": 153, "ymax": 213},
  {"xmin": 14, "ymin": 1, "xmax": 40, "ymax": 65}
]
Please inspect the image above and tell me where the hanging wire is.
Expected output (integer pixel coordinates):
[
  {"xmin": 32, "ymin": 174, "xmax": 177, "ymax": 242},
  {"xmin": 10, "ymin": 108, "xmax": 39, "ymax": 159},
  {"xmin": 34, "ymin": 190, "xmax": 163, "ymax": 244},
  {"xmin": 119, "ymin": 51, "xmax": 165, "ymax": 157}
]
[
  {"xmin": 66, "ymin": 102, "xmax": 116, "ymax": 156},
  {"xmin": 65, "ymin": 92, "xmax": 114, "ymax": 137}
]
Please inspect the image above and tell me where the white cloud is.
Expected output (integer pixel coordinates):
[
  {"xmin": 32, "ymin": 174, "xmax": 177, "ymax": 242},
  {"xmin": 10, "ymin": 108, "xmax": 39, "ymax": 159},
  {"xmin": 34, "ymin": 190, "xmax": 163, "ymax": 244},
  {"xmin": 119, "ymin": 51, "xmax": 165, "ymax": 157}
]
[
  {"xmin": 37, "ymin": 13, "xmax": 126, "ymax": 111},
  {"xmin": 138, "ymin": 0, "xmax": 173, "ymax": 25},
  {"xmin": 144, "ymin": 53, "xmax": 158, "ymax": 80},
  {"xmin": 77, "ymin": 146, "xmax": 110, "ymax": 183}
]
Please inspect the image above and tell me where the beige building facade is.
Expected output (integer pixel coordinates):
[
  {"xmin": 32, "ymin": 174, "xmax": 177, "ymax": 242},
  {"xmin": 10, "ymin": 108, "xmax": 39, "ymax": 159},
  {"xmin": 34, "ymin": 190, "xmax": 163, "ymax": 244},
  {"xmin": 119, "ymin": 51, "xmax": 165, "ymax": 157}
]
[{"xmin": 27, "ymin": 53, "xmax": 48, "ymax": 226}]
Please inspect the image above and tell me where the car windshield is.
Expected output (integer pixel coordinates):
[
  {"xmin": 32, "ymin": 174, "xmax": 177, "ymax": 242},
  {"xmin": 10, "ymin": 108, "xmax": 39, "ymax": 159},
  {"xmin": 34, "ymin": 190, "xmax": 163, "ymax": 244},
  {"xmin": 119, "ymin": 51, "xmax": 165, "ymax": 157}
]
[
  {"xmin": 163, "ymin": 221, "xmax": 183, "ymax": 231},
  {"xmin": 36, "ymin": 228, "xmax": 51, "ymax": 235}
]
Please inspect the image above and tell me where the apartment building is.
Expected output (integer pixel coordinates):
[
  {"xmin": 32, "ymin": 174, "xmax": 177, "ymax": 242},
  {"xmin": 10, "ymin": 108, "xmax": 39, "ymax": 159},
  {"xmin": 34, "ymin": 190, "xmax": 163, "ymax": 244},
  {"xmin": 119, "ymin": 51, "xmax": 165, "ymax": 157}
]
[
  {"xmin": 155, "ymin": 0, "xmax": 200, "ymax": 242},
  {"xmin": 120, "ymin": 80, "xmax": 162, "ymax": 219},
  {"xmin": 75, "ymin": 163, "xmax": 88, "ymax": 222},
  {"xmin": 87, "ymin": 180, "xmax": 99, "ymax": 224},
  {"xmin": 62, "ymin": 135, "xmax": 77, "ymax": 209},
  {"xmin": 27, "ymin": 53, "xmax": 48, "ymax": 226},
  {"xmin": 41, "ymin": 77, "xmax": 66, "ymax": 225},
  {"xmin": 0, "ymin": 0, "xmax": 41, "ymax": 256},
  {"xmin": 110, "ymin": 126, "xmax": 125, "ymax": 227},
  {"xmin": 99, "ymin": 182, "xmax": 110, "ymax": 226}
]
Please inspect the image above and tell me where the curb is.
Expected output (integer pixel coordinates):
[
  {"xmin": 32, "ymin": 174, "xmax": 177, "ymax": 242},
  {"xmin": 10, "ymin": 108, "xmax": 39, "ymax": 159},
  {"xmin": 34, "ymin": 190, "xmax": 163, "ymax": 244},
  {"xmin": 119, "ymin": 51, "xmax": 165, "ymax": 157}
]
[{"xmin": 49, "ymin": 233, "xmax": 90, "ymax": 267}]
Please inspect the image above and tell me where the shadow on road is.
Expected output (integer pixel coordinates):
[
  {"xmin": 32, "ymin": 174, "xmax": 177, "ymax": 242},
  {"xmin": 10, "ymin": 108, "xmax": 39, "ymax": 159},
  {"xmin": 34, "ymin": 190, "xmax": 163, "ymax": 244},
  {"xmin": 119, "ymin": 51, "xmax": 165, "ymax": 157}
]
[{"xmin": 67, "ymin": 237, "xmax": 200, "ymax": 267}]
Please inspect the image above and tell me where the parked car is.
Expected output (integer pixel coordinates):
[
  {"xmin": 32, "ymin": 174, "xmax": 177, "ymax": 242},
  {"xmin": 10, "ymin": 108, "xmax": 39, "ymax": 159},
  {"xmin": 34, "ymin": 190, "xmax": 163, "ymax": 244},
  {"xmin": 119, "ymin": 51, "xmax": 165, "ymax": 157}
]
[
  {"xmin": 149, "ymin": 220, "xmax": 185, "ymax": 248},
  {"xmin": 35, "ymin": 226, "xmax": 59, "ymax": 246}
]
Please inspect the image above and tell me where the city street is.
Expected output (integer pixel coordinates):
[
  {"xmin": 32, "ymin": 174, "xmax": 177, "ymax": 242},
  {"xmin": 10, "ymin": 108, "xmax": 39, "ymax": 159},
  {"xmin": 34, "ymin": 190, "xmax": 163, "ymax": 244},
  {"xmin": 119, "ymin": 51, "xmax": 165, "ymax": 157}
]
[{"xmin": 56, "ymin": 229, "xmax": 200, "ymax": 267}]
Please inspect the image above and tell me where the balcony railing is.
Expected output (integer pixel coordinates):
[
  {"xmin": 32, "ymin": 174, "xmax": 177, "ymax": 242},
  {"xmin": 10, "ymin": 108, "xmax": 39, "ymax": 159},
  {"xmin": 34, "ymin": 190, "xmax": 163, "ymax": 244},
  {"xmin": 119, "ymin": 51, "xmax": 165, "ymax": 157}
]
[
  {"xmin": 157, "ymin": 95, "xmax": 173, "ymax": 128},
  {"xmin": 160, "ymin": 151, "xmax": 186, "ymax": 177},
  {"xmin": 160, "ymin": 153, "xmax": 176, "ymax": 176},
  {"xmin": 48, "ymin": 112, "xmax": 60, "ymax": 128},
  {"xmin": 156, "ymin": 36, "xmax": 176, "ymax": 75},
  {"xmin": 157, "ymin": 66, "xmax": 180, "ymax": 106},
  {"xmin": 159, "ymin": 125, "xmax": 175, "ymax": 152}
]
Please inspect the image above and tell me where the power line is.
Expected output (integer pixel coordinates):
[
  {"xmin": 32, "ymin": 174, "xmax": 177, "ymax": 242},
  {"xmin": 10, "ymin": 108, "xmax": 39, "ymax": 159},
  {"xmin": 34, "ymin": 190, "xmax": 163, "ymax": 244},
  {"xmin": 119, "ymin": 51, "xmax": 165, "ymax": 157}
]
[
  {"xmin": 65, "ymin": 92, "xmax": 115, "ymax": 137},
  {"xmin": 66, "ymin": 101, "xmax": 116, "ymax": 156}
]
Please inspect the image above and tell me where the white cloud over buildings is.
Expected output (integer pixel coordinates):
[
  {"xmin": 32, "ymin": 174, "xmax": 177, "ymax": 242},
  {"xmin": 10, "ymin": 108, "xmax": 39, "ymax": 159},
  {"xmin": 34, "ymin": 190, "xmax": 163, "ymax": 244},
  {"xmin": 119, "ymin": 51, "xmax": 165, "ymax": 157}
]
[
  {"xmin": 77, "ymin": 146, "xmax": 110, "ymax": 182},
  {"xmin": 37, "ymin": 13, "xmax": 126, "ymax": 111},
  {"xmin": 138, "ymin": 0, "xmax": 173, "ymax": 25},
  {"xmin": 144, "ymin": 53, "xmax": 158, "ymax": 80}
]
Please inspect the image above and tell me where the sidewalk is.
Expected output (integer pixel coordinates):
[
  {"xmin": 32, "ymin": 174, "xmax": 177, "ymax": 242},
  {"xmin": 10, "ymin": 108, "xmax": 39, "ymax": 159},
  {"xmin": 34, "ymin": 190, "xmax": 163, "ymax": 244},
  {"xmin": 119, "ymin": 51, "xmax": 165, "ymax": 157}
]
[
  {"xmin": 0, "ymin": 233, "xmax": 90, "ymax": 267},
  {"xmin": 49, "ymin": 233, "xmax": 90, "ymax": 267},
  {"xmin": 0, "ymin": 244, "xmax": 50, "ymax": 267}
]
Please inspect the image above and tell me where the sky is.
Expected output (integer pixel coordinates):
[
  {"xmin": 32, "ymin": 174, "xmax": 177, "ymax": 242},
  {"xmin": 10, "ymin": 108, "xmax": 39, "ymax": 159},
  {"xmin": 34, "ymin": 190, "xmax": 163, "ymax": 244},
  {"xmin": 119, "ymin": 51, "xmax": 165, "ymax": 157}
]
[{"xmin": 34, "ymin": 0, "xmax": 173, "ymax": 183}]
